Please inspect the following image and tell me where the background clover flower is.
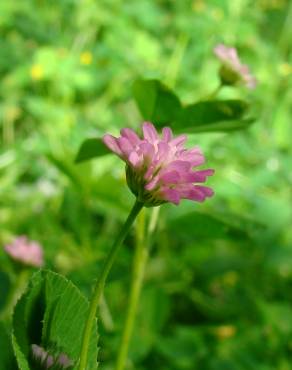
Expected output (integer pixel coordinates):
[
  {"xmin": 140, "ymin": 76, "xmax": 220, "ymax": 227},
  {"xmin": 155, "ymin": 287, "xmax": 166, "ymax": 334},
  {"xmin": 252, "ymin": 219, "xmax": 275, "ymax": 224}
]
[
  {"xmin": 214, "ymin": 43, "xmax": 257, "ymax": 89},
  {"xmin": 5, "ymin": 236, "xmax": 44, "ymax": 267},
  {"xmin": 103, "ymin": 122, "xmax": 214, "ymax": 206},
  {"xmin": 32, "ymin": 344, "xmax": 54, "ymax": 368},
  {"xmin": 32, "ymin": 344, "xmax": 73, "ymax": 369}
]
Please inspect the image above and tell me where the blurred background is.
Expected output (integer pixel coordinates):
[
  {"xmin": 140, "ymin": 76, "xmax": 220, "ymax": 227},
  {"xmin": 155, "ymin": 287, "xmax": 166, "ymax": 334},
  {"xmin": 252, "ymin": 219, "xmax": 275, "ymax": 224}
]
[{"xmin": 0, "ymin": 0, "xmax": 292, "ymax": 369}]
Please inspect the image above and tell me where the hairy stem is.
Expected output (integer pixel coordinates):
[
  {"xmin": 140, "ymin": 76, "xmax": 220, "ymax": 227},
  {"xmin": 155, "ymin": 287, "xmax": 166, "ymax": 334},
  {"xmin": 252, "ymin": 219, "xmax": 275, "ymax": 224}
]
[
  {"xmin": 115, "ymin": 207, "xmax": 160, "ymax": 370},
  {"xmin": 78, "ymin": 200, "xmax": 144, "ymax": 370}
]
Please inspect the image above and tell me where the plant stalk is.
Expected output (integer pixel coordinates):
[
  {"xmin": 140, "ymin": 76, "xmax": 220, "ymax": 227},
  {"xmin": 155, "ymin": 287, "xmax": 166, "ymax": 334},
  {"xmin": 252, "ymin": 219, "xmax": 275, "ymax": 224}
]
[
  {"xmin": 115, "ymin": 207, "xmax": 160, "ymax": 370},
  {"xmin": 78, "ymin": 199, "xmax": 144, "ymax": 370}
]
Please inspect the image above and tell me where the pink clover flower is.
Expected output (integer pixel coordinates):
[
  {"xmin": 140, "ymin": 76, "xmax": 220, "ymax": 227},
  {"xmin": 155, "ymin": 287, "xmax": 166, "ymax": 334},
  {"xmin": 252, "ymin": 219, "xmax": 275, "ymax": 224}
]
[
  {"xmin": 214, "ymin": 43, "xmax": 257, "ymax": 89},
  {"xmin": 5, "ymin": 236, "xmax": 44, "ymax": 267},
  {"xmin": 103, "ymin": 122, "xmax": 214, "ymax": 206}
]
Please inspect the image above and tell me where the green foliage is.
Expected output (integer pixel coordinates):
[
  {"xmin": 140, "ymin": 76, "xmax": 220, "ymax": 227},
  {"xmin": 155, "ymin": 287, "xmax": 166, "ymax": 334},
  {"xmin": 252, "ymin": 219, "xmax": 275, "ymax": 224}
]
[
  {"xmin": 0, "ymin": 270, "xmax": 11, "ymax": 311},
  {"xmin": 167, "ymin": 210, "xmax": 249, "ymax": 240},
  {"xmin": 133, "ymin": 78, "xmax": 254, "ymax": 133},
  {"xmin": 175, "ymin": 100, "xmax": 254, "ymax": 133},
  {"xmin": 0, "ymin": 323, "xmax": 17, "ymax": 370},
  {"xmin": 133, "ymin": 79, "xmax": 182, "ymax": 125},
  {"xmin": 1, "ymin": 0, "xmax": 292, "ymax": 369},
  {"xmin": 12, "ymin": 270, "xmax": 98, "ymax": 370},
  {"xmin": 75, "ymin": 138, "xmax": 110, "ymax": 163}
]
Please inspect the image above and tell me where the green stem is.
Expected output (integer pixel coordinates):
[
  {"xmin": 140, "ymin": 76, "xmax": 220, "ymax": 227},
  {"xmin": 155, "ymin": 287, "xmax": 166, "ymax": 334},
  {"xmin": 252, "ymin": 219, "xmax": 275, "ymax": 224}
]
[
  {"xmin": 278, "ymin": 0, "xmax": 292, "ymax": 55},
  {"xmin": 203, "ymin": 82, "xmax": 223, "ymax": 101},
  {"xmin": 78, "ymin": 199, "xmax": 144, "ymax": 370},
  {"xmin": 165, "ymin": 33, "xmax": 189, "ymax": 88},
  {"xmin": 115, "ymin": 207, "xmax": 160, "ymax": 370},
  {"xmin": 100, "ymin": 294, "xmax": 114, "ymax": 332}
]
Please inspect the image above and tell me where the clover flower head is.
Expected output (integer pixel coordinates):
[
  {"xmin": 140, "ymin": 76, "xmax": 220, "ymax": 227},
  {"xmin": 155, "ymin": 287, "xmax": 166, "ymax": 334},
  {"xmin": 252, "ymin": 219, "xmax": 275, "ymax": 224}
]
[
  {"xmin": 32, "ymin": 344, "xmax": 73, "ymax": 369},
  {"xmin": 32, "ymin": 344, "xmax": 54, "ymax": 369},
  {"xmin": 214, "ymin": 43, "xmax": 257, "ymax": 89},
  {"xmin": 58, "ymin": 353, "xmax": 73, "ymax": 368},
  {"xmin": 4, "ymin": 236, "xmax": 44, "ymax": 268},
  {"xmin": 103, "ymin": 122, "xmax": 214, "ymax": 207}
]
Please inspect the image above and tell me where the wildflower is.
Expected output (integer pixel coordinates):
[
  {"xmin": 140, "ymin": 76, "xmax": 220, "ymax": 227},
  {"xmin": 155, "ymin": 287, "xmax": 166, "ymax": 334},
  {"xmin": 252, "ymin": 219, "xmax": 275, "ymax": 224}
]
[
  {"xmin": 4, "ymin": 236, "xmax": 44, "ymax": 268},
  {"xmin": 80, "ymin": 51, "xmax": 93, "ymax": 65},
  {"xmin": 278, "ymin": 62, "xmax": 292, "ymax": 77},
  {"xmin": 103, "ymin": 122, "xmax": 214, "ymax": 207},
  {"xmin": 30, "ymin": 64, "xmax": 44, "ymax": 80},
  {"xmin": 214, "ymin": 43, "xmax": 257, "ymax": 89},
  {"xmin": 214, "ymin": 325, "xmax": 236, "ymax": 340},
  {"xmin": 31, "ymin": 344, "xmax": 54, "ymax": 368},
  {"xmin": 32, "ymin": 344, "xmax": 73, "ymax": 369},
  {"xmin": 58, "ymin": 353, "xmax": 73, "ymax": 368}
]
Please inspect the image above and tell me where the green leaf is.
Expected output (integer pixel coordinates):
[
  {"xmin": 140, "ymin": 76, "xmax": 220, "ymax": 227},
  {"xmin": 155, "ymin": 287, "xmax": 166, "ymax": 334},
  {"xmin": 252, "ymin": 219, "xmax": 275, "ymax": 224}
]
[
  {"xmin": 133, "ymin": 80, "xmax": 255, "ymax": 133},
  {"xmin": 0, "ymin": 323, "xmax": 17, "ymax": 370},
  {"xmin": 168, "ymin": 211, "xmax": 248, "ymax": 240},
  {"xmin": 75, "ymin": 138, "xmax": 110, "ymax": 163},
  {"xmin": 12, "ymin": 270, "xmax": 98, "ymax": 370},
  {"xmin": 180, "ymin": 100, "xmax": 248, "ymax": 123},
  {"xmin": 133, "ymin": 78, "xmax": 182, "ymax": 124},
  {"xmin": 11, "ymin": 336, "xmax": 30, "ymax": 370},
  {"xmin": 156, "ymin": 326, "xmax": 204, "ymax": 368},
  {"xmin": 0, "ymin": 270, "xmax": 11, "ymax": 311},
  {"xmin": 175, "ymin": 100, "xmax": 254, "ymax": 133},
  {"xmin": 182, "ymin": 117, "xmax": 255, "ymax": 133}
]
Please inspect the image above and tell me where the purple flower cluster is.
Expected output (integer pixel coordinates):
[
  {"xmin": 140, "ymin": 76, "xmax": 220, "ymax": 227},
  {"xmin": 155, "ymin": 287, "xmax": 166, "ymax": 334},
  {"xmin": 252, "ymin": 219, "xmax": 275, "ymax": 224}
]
[
  {"xmin": 4, "ymin": 236, "xmax": 43, "ymax": 267},
  {"xmin": 32, "ymin": 344, "xmax": 72, "ymax": 369},
  {"xmin": 214, "ymin": 43, "xmax": 257, "ymax": 89},
  {"xmin": 103, "ymin": 122, "xmax": 214, "ymax": 206}
]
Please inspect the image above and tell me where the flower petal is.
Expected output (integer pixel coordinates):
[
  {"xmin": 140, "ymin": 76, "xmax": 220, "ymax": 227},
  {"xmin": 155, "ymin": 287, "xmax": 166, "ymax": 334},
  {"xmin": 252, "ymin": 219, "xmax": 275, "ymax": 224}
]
[
  {"xmin": 195, "ymin": 185, "xmax": 214, "ymax": 197},
  {"xmin": 164, "ymin": 160, "xmax": 191, "ymax": 173},
  {"xmin": 116, "ymin": 137, "xmax": 134, "ymax": 156},
  {"xmin": 178, "ymin": 148, "xmax": 205, "ymax": 166},
  {"xmin": 139, "ymin": 142, "xmax": 155, "ymax": 161},
  {"xmin": 162, "ymin": 127, "xmax": 173, "ymax": 142},
  {"xmin": 129, "ymin": 151, "xmax": 142, "ymax": 167},
  {"xmin": 190, "ymin": 169, "xmax": 215, "ymax": 182},
  {"xmin": 160, "ymin": 170, "xmax": 180, "ymax": 184},
  {"xmin": 170, "ymin": 134, "xmax": 187, "ymax": 148},
  {"xmin": 103, "ymin": 134, "xmax": 123, "ymax": 156},
  {"xmin": 120, "ymin": 128, "xmax": 141, "ymax": 146},
  {"xmin": 161, "ymin": 188, "xmax": 181, "ymax": 205},
  {"xmin": 145, "ymin": 176, "xmax": 159, "ymax": 191},
  {"xmin": 142, "ymin": 122, "xmax": 158, "ymax": 143}
]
